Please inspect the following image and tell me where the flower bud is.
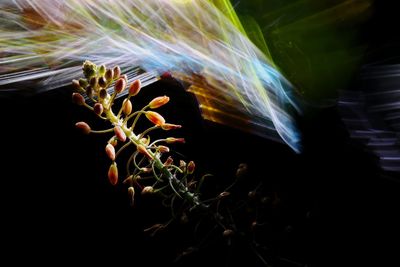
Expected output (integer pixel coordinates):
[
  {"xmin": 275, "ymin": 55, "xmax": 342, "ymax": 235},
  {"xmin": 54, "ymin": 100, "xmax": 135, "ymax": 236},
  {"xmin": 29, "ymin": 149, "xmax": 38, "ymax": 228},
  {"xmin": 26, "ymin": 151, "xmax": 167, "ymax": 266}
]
[
  {"xmin": 179, "ymin": 160, "xmax": 186, "ymax": 168},
  {"xmin": 145, "ymin": 111, "xmax": 165, "ymax": 126},
  {"xmin": 161, "ymin": 123, "xmax": 182, "ymax": 130},
  {"xmin": 114, "ymin": 126, "xmax": 126, "ymax": 142},
  {"xmin": 223, "ymin": 229, "xmax": 234, "ymax": 238},
  {"xmin": 114, "ymin": 77, "xmax": 126, "ymax": 94},
  {"xmin": 128, "ymin": 186, "xmax": 135, "ymax": 206},
  {"xmin": 89, "ymin": 76, "xmax": 98, "ymax": 88},
  {"xmin": 93, "ymin": 103, "xmax": 104, "ymax": 115},
  {"xmin": 141, "ymin": 186, "xmax": 154, "ymax": 195},
  {"xmin": 140, "ymin": 137, "xmax": 150, "ymax": 146},
  {"xmin": 120, "ymin": 74, "xmax": 128, "ymax": 82},
  {"xmin": 105, "ymin": 68, "xmax": 113, "ymax": 82},
  {"xmin": 164, "ymin": 156, "xmax": 173, "ymax": 166},
  {"xmin": 82, "ymin": 60, "xmax": 97, "ymax": 79},
  {"xmin": 75, "ymin": 121, "xmax": 91, "ymax": 134},
  {"xmin": 72, "ymin": 79, "xmax": 83, "ymax": 91},
  {"xmin": 161, "ymin": 71, "xmax": 172, "ymax": 79},
  {"xmin": 157, "ymin": 145, "xmax": 170, "ymax": 153},
  {"xmin": 149, "ymin": 96, "xmax": 170, "ymax": 109},
  {"xmin": 129, "ymin": 79, "xmax": 141, "ymax": 96},
  {"xmin": 122, "ymin": 99, "xmax": 132, "ymax": 115},
  {"xmin": 108, "ymin": 162, "xmax": 118, "ymax": 186},
  {"xmin": 72, "ymin": 93, "xmax": 85, "ymax": 106},
  {"xmin": 109, "ymin": 137, "xmax": 118, "ymax": 147},
  {"xmin": 141, "ymin": 167, "xmax": 152, "ymax": 173},
  {"xmin": 98, "ymin": 64, "xmax": 106, "ymax": 76},
  {"xmin": 113, "ymin": 66, "xmax": 121, "ymax": 79},
  {"xmin": 218, "ymin": 191, "xmax": 230, "ymax": 199},
  {"xmin": 85, "ymin": 86, "xmax": 93, "ymax": 99},
  {"xmin": 105, "ymin": 143, "xmax": 116, "ymax": 161},
  {"xmin": 98, "ymin": 76, "xmax": 107, "ymax": 88},
  {"xmin": 187, "ymin": 161, "xmax": 195, "ymax": 174},
  {"xmin": 99, "ymin": 89, "xmax": 108, "ymax": 99},
  {"xmin": 78, "ymin": 78, "xmax": 88, "ymax": 88},
  {"xmin": 165, "ymin": 137, "xmax": 185, "ymax": 144},
  {"xmin": 137, "ymin": 144, "xmax": 153, "ymax": 160},
  {"xmin": 123, "ymin": 175, "xmax": 134, "ymax": 185}
]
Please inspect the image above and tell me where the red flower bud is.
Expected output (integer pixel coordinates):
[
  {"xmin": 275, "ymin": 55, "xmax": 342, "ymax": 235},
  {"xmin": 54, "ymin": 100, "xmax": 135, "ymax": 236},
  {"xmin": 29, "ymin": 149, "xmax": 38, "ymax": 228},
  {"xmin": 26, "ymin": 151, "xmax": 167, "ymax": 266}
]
[
  {"xmin": 161, "ymin": 123, "xmax": 182, "ymax": 130},
  {"xmin": 161, "ymin": 71, "xmax": 172, "ymax": 79},
  {"xmin": 114, "ymin": 77, "xmax": 126, "ymax": 94},
  {"xmin": 137, "ymin": 144, "xmax": 153, "ymax": 160},
  {"xmin": 157, "ymin": 145, "xmax": 170, "ymax": 153},
  {"xmin": 105, "ymin": 143, "xmax": 115, "ymax": 161},
  {"xmin": 72, "ymin": 93, "xmax": 85, "ymax": 106},
  {"xmin": 75, "ymin": 121, "xmax": 91, "ymax": 134},
  {"xmin": 145, "ymin": 111, "xmax": 165, "ymax": 126},
  {"xmin": 149, "ymin": 96, "xmax": 170, "ymax": 109},
  {"xmin": 114, "ymin": 126, "xmax": 126, "ymax": 142},
  {"xmin": 187, "ymin": 161, "xmax": 195, "ymax": 174},
  {"xmin": 122, "ymin": 99, "xmax": 132, "ymax": 115},
  {"xmin": 165, "ymin": 137, "xmax": 185, "ymax": 144},
  {"xmin": 129, "ymin": 79, "xmax": 141, "ymax": 96},
  {"xmin": 113, "ymin": 66, "xmax": 121, "ymax": 79},
  {"xmin": 108, "ymin": 162, "xmax": 118, "ymax": 186},
  {"xmin": 93, "ymin": 103, "xmax": 104, "ymax": 115}
]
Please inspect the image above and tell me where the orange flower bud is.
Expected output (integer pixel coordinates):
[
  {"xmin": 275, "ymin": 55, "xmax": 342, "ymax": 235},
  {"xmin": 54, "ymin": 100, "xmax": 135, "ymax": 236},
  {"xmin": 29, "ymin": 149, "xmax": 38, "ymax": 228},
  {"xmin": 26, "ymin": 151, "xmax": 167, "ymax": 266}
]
[
  {"xmin": 128, "ymin": 186, "xmax": 135, "ymax": 206},
  {"xmin": 105, "ymin": 143, "xmax": 115, "ymax": 161},
  {"xmin": 161, "ymin": 123, "xmax": 182, "ymax": 130},
  {"xmin": 187, "ymin": 161, "xmax": 195, "ymax": 174},
  {"xmin": 114, "ymin": 126, "xmax": 126, "ymax": 142},
  {"xmin": 141, "ymin": 186, "xmax": 154, "ymax": 195},
  {"xmin": 122, "ymin": 99, "xmax": 132, "ymax": 115},
  {"xmin": 75, "ymin": 121, "xmax": 91, "ymax": 134},
  {"xmin": 93, "ymin": 103, "xmax": 104, "ymax": 115},
  {"xmin": 165, "ymin": 137, "xmax": 185, "ymax": 144},
  {"xmin": 129, "ymin": 79, "xmax": 141, "ymax": 96},
  {"xmin": 137, "ymin": 144, "xmax": 153, "ymax": 160},
  {"xmin": 108, "ymin": 162, "xmax": 118, "ymax": 186},
  {"xmin": 114, "ymin": 77, "xmax": 126, "ymax": 94},
  {"xmin": 72, "ymin": 93, "xmax": 85, "ymax": 106},
  {"xmin": 145, "ymin": 111, "xmax": 165, "ymax": 126},
  {"xmin": 149, "ymin": 96, "xmax": 170, "ymax": 109},
  {"xmin": 113, "ymin": 66, "xmax": 121, "ymax": 79},
  {"xmin": 157, "ymin": 145, "xmax": 170, "ymax": 153}
]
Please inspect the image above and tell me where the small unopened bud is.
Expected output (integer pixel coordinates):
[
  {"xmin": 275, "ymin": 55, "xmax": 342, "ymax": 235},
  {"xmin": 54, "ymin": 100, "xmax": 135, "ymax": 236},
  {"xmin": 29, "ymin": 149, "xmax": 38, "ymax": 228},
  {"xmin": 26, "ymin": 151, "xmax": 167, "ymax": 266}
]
[
  {"xmin": 141, "ymin": 186, "xmax": 154, "ymax": 195},
  {"xmin": 89, "ymin": 76, "xmax": 98, "ymax": 88},
  {"xmin": 161, "ymin": 71, "xmax": 172, "ymax": 79},
  {"xmin": 218, "ymin": 191, "xmax": 231, "ymax": 198},
  {"xmin": 72, "ymin": 79, "xmax": 83, "ymax": 91},
  {"xmin": 72, "ymin": 93, "xmax": 85, "ymax": 106},
  {"xmin": 98, "ymin": 76, "xmax": 107, "ymax": 88},
  {"xmin": 179, "ymin": 160, "xmax": 186, "ymax": 168},
  {"xmin": 166, "ymin": 137, "xmax": 185, "ymax": 144},
  {"xmin": 114, "ymin": 126, "xmax": 126, "ymax": 142},
  {"xmin": 161, "ymin": 123, "xmax": 182, "ymax": 131},
  {"xmin": 114, "ymin": 77, "xmax": 126, "ymax": 94},
  {"xmin": 164, "ymin": 156, "xmax": 173, "ymax": 166},
  {"xmin": 248, "ymin": 191, "xmax": 257, "ymax": 199},
  {"xmin": 149, "ymin": 96, "xmax": 170, "ymax": 109},
  {"xmin": 187, "ymin": 161, "xmax": 195, "ymax": 174},
  {"xmin": 140, "ymin": 137, "xmax": 150, "ymax": 146},
  {"xmin": 123, "ymin": 175, "xmax": 134, "ymax": 185},
  {"xmin": 99, "ymin": 89, "xmax": 108, "ymax": 99},
  {"xmin": 85, "ymin": 86, "xmax": 93, "ymax": 99},
  {"xmin": 128, "ymin": 186, "xmax": 135, "ymax": 206},
  {"xmin": 122, "ymin": 99, "xmax": 132, "ymax": 115},
  {"xmin": 157, "ymin": 145, "xmax": 170, "ymax": 153},
  {"xmin": 82, "ymin": 60, "xmax": 97, "ymax": 78},
  {"xmin": 223, "ymin": 229, "xmax": 234, "ymax": 238},
  {"xmin": 105, "ymin": 143, "xmax": 115, "ymax": 161},
  {"xmin": 98, "ymin": 64, "xmax": 106, "ymax": 76},
  {"xmin": 109, "ymin": 137, "xmax": 118, "ymax": 147},
  {"xmin": 120, "ymin": 74, "xmax": 128, "ymax": 82},
  {"xmin": 129, "ymin": 79, "xmax": 141, "ymax": 96},
  {"xmin": 141, "ymin": 167, "xmax": 152, "ymax": 173},
  {"xmin": 105, "ymin": 69, "xmax": 113, "ymax": 82},
  {"xmin": 75, "ymin": 121, "xmax": 91, "ymax": 134},
  {"xmin": 145, "ymin": 111, "xmax": 165, "ymax": 126},
  {"xmin": 93, "ymin": 103, "xmax": 104, "ymax": 115},
  {"xmin": 78, "ymin": 78, "xmax": 88, "ymax": 88},
  {"xmin": 108, "ymin": 162, "xmax": 118, "ymax": 186},
  {"xmin": 137, "ymin": 144, "xmax": 153, "ymax": 160},
  {"xmin": 113, "ymin": 66, "xmax": 121, "ymax": 79}
]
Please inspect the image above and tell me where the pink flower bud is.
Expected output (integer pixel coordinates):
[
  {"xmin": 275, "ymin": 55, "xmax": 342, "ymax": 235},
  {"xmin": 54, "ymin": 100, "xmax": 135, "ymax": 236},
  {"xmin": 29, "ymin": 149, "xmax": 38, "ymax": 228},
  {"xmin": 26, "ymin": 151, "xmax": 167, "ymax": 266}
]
[
  {"xmin": 72, "ymin": 93, "xmax": 85, "ymax": 106},
  {"xmin": 93, "ymin": 103, "xmax": 104, "ymax": 115},
  {"xmin": 129, "ymin": 79, "xmax": 141, "ymax": 96},
  {"xmin": 149, "ymin": 96, "xmax": 170, "ymax": 109},
  {"xmin": 122, "ymin": 99, "xmax": 132, "ymax": 115},
  {"xmin": 157, "ymin": 145, "xmax": 170, "ymax": 153},
  {"xmin": 165, "ymin": 137, "xmax": 185, "ymax": 144},
  {"xmin": 114, "ymin": 126, "xmax": 126, "ymax": 142},
  {"xmin": 136, "ymin": 144, "xmax": 153, "ymax": 160},
  {"xmin": 108, "ymin": 162, "xmax": 118, "ymax": 186},
  {"xmin": 105, "ymin": 143, "xmax": 115, "ymax": 161},
  {"xmin": 187, "ymin": 161, "xmax": 195, "ymax": 174},
  {"xmin": 141, "ymin": 186, "xmax": 154, "ymax": 195},
  {"xmin": 161, "ymin": 123, "xmax": 182, "ymax": 130},
  {"xmin": 145, "ymin": 111, "xmax": 165, "ymax": 126},
  {"xmin": 113, "ymin": 66, "xmax": 121, "ymax": 79},
  {"xmin": 114, "ymin": 78, "xmax": 126, "ymax": 94},
  {"xmin": 128, "ymin": 186, "xmax": 135, "ymax": 206},
  {"xmin": 75, "ymin": 121, "xmax": 91, "ymax": 134}
]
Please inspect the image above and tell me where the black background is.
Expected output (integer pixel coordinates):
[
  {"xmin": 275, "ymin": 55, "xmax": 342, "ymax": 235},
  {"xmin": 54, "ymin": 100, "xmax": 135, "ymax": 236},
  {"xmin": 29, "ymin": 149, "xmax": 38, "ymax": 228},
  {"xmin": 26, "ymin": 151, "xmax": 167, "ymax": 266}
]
[{"xmin": 1, "ymin": 1, "xmax": 400, "ymax": 266}]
